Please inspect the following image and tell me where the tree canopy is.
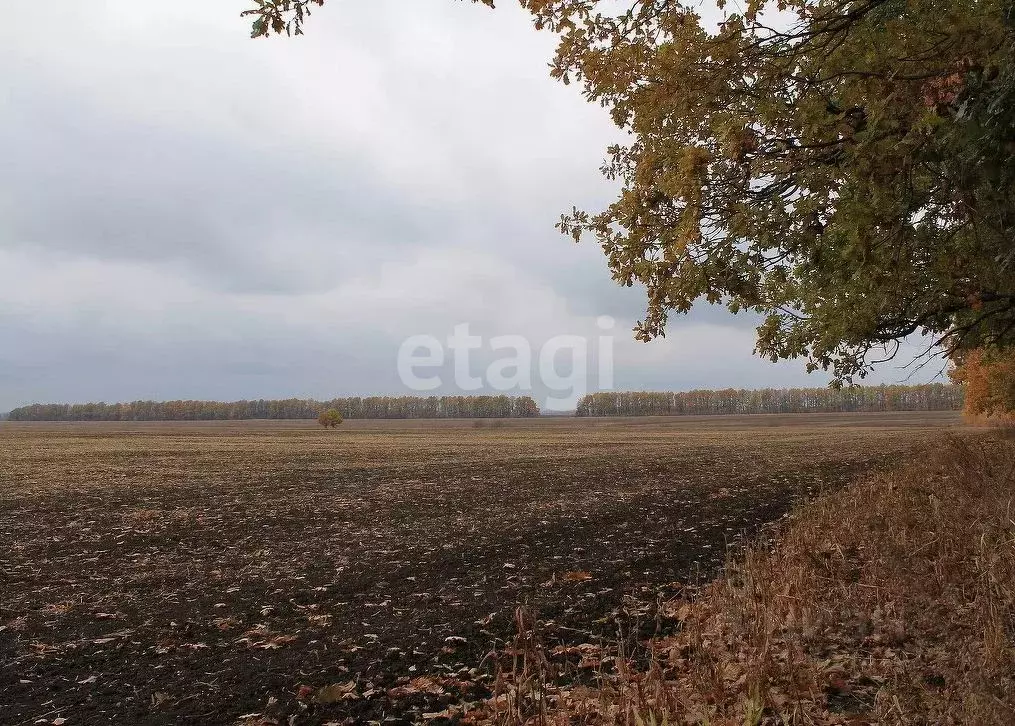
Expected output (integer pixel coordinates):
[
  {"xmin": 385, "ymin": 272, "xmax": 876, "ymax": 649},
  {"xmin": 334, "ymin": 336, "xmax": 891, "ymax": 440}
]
[
  {"xmin": 950, "ymin": 348, "xmax": 1015, "ymax": 420},
  {"xmin": 245, "ymin": 0, "xmax": 1015, "ymax": 383},
  {"xmin": 318, "ymin": 408, "xmax": 344, "ymax": 428}
]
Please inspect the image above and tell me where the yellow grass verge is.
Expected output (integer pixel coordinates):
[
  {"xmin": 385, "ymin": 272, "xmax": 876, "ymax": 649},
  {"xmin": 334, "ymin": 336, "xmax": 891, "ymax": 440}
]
[{"xmin": 467, "ymin": 434, "xmax": 1015, "ymax": 725}]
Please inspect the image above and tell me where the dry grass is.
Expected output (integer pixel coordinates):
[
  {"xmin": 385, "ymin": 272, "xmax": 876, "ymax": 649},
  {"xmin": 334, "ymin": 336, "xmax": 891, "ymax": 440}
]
[
  {"xmin": 966, "ymin": 412, "xmax": 1015, "ymax": 430},
  {"xmin": 471, "ymin": 434, "xmax": 1015, "ymax": 725}
]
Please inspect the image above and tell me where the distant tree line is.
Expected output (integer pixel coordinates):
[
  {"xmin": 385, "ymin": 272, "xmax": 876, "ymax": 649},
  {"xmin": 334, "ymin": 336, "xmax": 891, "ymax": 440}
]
[
  {"xmin": 7, "ymin": 395, "xmax": 541, "ymax": 422},
  {"xmin": 575, "ymin": 385, "xmax": 964, "ymax": 417}
]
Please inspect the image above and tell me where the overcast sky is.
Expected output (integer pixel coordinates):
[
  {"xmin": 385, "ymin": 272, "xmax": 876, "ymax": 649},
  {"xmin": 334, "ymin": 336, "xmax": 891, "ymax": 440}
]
[{"xmin": 0, "ymin": 1, "xmax": 945, "ymax": 411}]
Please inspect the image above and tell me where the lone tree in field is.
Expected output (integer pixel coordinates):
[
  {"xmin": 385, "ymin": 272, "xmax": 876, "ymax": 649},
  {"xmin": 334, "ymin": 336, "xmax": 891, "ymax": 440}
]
[
  {"xmin": 246, "ymin": 0, "xmax": 1015, "ymax": 385},
  {"xmin": 318, "ymin": 408, "xmax": 343, "ymax": 429}
]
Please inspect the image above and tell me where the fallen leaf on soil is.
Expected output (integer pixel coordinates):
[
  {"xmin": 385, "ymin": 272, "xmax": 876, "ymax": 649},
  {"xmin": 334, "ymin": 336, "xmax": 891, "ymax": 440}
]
[
  {"xmin": 388, "ymin": 675, "xmax": 447, "ymax": 698},
  {"xmin": 261, "ymin": 635, "xmax": 297, "ymax": 649},
  {"xmin": 315, "ymin": 681, "xmax": 358, "ymax": 703},
  {"xmin": 423, "ymin": 708, "xmax": 458, "ymax": 720}
]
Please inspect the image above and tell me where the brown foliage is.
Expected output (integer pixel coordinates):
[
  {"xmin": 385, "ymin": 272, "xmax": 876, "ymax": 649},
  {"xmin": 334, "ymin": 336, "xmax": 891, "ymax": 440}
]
[{"xmin": 950, "ymin": 348, "xmax": 1015, "ymax": 423}]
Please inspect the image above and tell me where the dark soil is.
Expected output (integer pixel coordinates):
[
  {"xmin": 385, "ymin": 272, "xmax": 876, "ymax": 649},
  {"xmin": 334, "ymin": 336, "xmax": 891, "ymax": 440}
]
[{"xmin": 0, "ymin": 414, "xmax": 959, "ymax": 725}]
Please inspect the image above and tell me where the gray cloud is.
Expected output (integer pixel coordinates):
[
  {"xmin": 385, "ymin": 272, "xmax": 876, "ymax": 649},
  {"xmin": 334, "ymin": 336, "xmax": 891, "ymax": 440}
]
[
  {"xmin": 0, "ymin": 1, "xmax": 941, "ymax": 412},
  {"xmin": 4, "ymin": 83, "xmax": 455, "ymax": 294}
]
